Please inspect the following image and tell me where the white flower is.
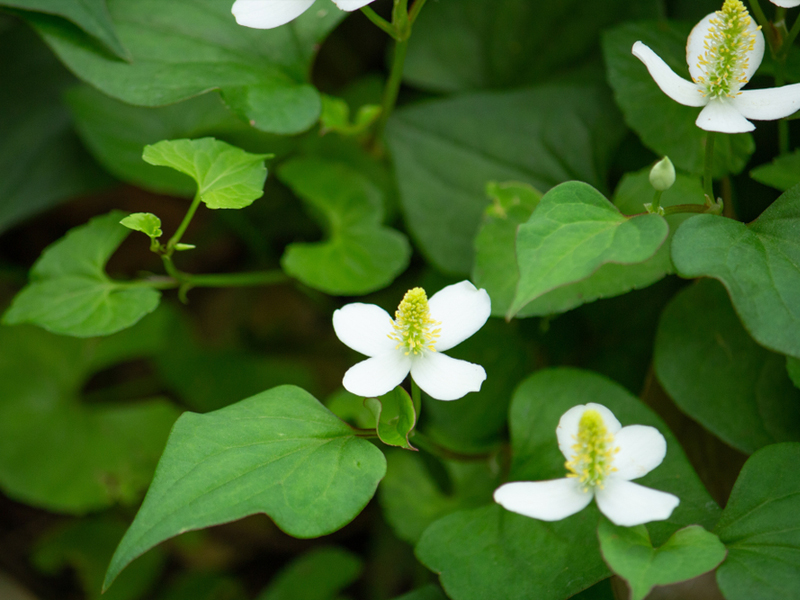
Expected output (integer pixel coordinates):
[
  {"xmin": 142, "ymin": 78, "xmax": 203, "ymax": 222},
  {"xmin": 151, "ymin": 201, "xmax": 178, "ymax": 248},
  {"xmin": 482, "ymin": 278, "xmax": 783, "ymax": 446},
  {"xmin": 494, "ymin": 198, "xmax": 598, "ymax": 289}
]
[
  {"xmin": 632, "ymin": 0, "xmax": 800, "ymax": 133},
  {"xmin": 494, "ymin": 403, "xmax": 680, "ymax": 527},
  {"xmin": 333, "ymin": 281, "xmax": 491, "ymax": 401},
  {"xmin": 771, "ymin": 0, "xmax": 800, "ymax": 7},
  {"xmin": 232, "ymin": 0, "xmax": 375, "ymax": 29}
]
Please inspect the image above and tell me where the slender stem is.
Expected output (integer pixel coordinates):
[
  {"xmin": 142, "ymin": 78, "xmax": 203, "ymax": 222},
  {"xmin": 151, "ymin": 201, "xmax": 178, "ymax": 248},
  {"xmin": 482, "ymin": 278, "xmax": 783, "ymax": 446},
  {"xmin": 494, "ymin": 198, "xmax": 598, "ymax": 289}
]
[
  {"xmin": 186, "ymin": 270, "xmax": 288, "ymax": 288},
  {"xmin": 750, "ymin": 0, "xmax": 773, "ymax": 45},
  {"xmin": 703, "ymin": 131, "xmax": 716, "ymax": 203},
  {"xmin": 360, "ymin": 6, "xmax": 395, "ymax": 38},
  {"xmin": 351, "ymin": 427, "xmax": 379, "ymax": 439},
  {"xmin": 783, "ymin": 11, "xmax": 800, "ymax": 53},
  {"xmin": 661, "ymin": 202, "xmax": 722, "ymax": 217},
  {"xmin": 410, "ymin": 430, "xmax": 491, "ymax": 462},
  {"xmin": 649, "ymin": 190, "xmax": 664, "ymax": 214},
  {"xmin": 167, "ymin": 193, "xmax": 202, "ymax": 251},
  {"xmin": 408, "ymin": 0, "xmax": 428, "ymax": 24},
  {"xmin": 161, "ymin": 255, "xmax": 182, "ymax": 280},
  {"xmin": 374, "ymin": 36, "xmax": 409, "ymax": 141}
]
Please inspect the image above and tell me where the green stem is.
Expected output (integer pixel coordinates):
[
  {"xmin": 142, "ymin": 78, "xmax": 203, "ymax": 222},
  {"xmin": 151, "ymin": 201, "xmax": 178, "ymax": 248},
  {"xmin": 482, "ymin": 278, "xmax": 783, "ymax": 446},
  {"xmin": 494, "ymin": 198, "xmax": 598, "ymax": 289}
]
[
  {"xmin": 360, "ymin": 6, "xmax": 395, "ymax": 38},
  {"xmin": 750, "ymin": 0, "xmax": 773, "ymax": 42},
  {"xmin": 408, "ymin": 0, "xmax": 428, "ymax": 24},
  {"xmin": 703, "ymin": 131, "xmax": 716, "ymax": 203},
  {"xmin": 661, "ymin": 202, "xmax": 722, "ymax": 217},
  {"xmin": 185, "ymin": 270, "xmax": 288, "ymax": 288},
  {"xmin": 410, "ymin": 430, "xmax": 491, "ymax": 462},
  {"xmin": 351, "ymin": 427, "xmax": 379, "ymax": 439},
  {"xmin": 649, "ymin": 190, "xmax": 664, "ymax": 214},
  {"xmin": 167, "ymin": 193, "xmax": 202, "ymax": 252},
  {"xmin": 783, "ymin": 11, "xmax": 800, "ymax": 53},
  {"xmin": 374, "ymin": 36, "xmax": 410, "ymax": 142}
]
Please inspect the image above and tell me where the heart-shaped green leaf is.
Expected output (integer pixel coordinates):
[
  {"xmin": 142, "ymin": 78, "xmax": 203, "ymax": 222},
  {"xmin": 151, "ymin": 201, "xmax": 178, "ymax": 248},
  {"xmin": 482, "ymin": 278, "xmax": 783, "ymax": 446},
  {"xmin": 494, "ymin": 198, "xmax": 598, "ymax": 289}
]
[
  {"xmin": 598, "ymin": 521, "xmax": 726, "ymax": 600},
  {"xmin": 23, "ymin": 0, "xmax": 342, "ymax": 134},
  {"xmin": 3, "ymin": 211, "xmax": 162, "ymax": 337},
  {"xmin": 416, "ymin": 368, "xmax": 719, "ymax": 600},
  {"xmin": 366, "ymin": 387, "xmax": 419, "ymax": 450},
  {"xmin": 0, "ymin": 314, "xmax": 178, "ymax": 513},
  {"xmin": 715, "ymin": 443, "xmax": 800, "ymax": 600},
  {"xmin": 655, "ymin": 279, "xmax": 800, "ymax": 453},
  {"xmin": 103, "ymin": 385, "xmax": 387, "ymax": 591},
  {"xmin": 278, "ymin": 157, "xmax": 410, "ymax": 295},
  {"xmin": 256, "ymin": 547, "xmax": 362, "ymax": 600},
  {"xmin": 750, "ymin": 150, "xmax": 800, "ymax": 191},
  {"xmin": 142, "ymin": 138, "xmax": 268, "ymax": 210},
  {"xmin": 0, "ymin": 0, "xmax": 129, "ymax": 59},
  {"xmin": 508, "ymin": 181, "xmax": 668, "ymax": 318},
  {"xmin": 671, "ymin": 185, "xmax": 800, "ymax": 359},
  {"xmin": 603, "ymin": 21, "xmax": 754, "ymax": 177}
]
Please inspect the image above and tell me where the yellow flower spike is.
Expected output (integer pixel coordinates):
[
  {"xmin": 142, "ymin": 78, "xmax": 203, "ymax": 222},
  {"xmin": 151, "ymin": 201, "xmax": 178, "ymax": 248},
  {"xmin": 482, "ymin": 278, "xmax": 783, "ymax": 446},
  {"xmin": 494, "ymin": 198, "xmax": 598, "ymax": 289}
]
[
  {"xmin": 565, "ymin": 409, "xmax": 619, "ymax": 492},
  {"xmin": 388, "ymin": 287, "xmax": 442, "ymax": 356}
]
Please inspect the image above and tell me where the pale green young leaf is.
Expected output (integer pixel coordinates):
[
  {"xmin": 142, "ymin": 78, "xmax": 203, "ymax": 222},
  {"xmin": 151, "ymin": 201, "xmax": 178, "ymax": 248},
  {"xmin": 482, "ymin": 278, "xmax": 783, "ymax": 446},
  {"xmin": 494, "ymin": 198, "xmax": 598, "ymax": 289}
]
[
  {"xmin": 256, "ymin": 547, "xmax": 362, "ymax": 600},
  {"xmin": 508, "ymin": 181, "xmax": 668, "ymax": 318},
  {"xmin": 365, "ymin": 387, "xmax": 418, "ymax": 450},
  {"xmin": 598, "ymin": 521, "xmax": 726, "ymax": 600},
  {"xmin": 654, "ymin": 280, "xmax": 800, "ymax": 453},
  {"xmin": 386, "ymin": 83, "xmax": 626, "ymax": 274},
  {"xmin": 0, "ymin": 0, "xmax": 128, "ymax": 59},
  {"xmin": 671, "ymin": 185, "xmax": 800, "ymax": 359},
  {"xmin": 142, "ymin": 138, "xmax": 268, "ymax": 210},
  {"xmin": 103, "ymin": 386, "xmax": 386, "ymax": 591},
  {"xmin": 23, "ymin": 0, "xmax": 343, "ymax": 134},
  {"xmin": 715, "ymin": 443, "xmax": 800, "ymax": 600},
  {"xmin": 750, "ymin": 150, "xmax": 800, "ymax": 191},
  {"xmin": 120, "ymin": 213, "xmax": 162, "ymax": 239},
  {"xmin": 416, "ymin": 369, "xmax": 719, "ymax": 600},
  {"xmin": 278, "ymin": 157, "xmax": 410, "ymax": 295},
  {"xmin": 2, "ymin": 211, "xmax": 161, "ymax": 337},
  {"xmin": 320, "ymin": 95, "xmax": 381, "ymax": 136}
]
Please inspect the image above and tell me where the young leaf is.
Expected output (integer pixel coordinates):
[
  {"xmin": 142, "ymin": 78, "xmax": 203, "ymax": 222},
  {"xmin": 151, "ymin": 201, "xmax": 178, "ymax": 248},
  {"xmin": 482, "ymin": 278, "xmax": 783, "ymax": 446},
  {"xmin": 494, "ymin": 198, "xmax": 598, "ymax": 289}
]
[
  {"xmin": 365, "ymin": 386, "xmax": 418, "ymax": 450},
  {"xmin": 23, "ymin": 0, "xmax": 343, "ymax": 134},
  {"xmin": 103, "ymin": 385, "xmax": 387, "ymax": 591},
  {"xmin": 715, "ymin": 443, "xmax": 800, "ymax": 600},
  {"xmin": 750, "ymin": 149, "xmax": 800, "ymax": 191},
  {"xmin": 597, "ymin": 521, "xmax": 726, "ymax": 600},
  {"xmin": 386, "ymin": 83, "xmax": 626, "ymax": 274},
  {"xmin": 671, "ymin": 185, "xmax": 800, "ymax": 359},
  {"xmin": 654, "ymin": 279, "xmax": 800, "ymax": 453},
  {"xmin": 508, "ymin": 181, "xmax": 668, "ymax": 318},
  {"xmin": 256, "ymin": 547, "xmax": 362, "ymax": 600},
  {"xmin": 3, "ymin": 211, "xmax": 162, "ymax": 337},
  {"xmin": 320, "ymin": 94, "xmax": 381, "ymax": 136},
  {"xmin": 603, "ymin": 21, "xmax": 754, "ymax": 177},
  {"xmin": 142, "ymin": 138, "xmax": 268, "ymax": 210},
  {"xmin": 278, "ymin": 157, "xmax": 410, "ymax": 295},
  {"xmin": 0, "ymin": 0, "xmax": 129, "ymax": 60},
  {"xmin": 416, "ymin": 369, "xmax": 719, "ymax": 600},
  {"xmin": 120, "ymin": 213, "xmax": 162, "ymax": 239}
]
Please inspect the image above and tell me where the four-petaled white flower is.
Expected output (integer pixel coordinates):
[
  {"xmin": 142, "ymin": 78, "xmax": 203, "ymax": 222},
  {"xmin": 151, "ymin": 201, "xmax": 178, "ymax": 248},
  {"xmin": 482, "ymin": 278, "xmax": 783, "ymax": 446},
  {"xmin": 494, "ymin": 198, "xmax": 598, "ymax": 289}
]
[
  {"xmin": 232, "ymin": 0, "xmax": 375, "ymax": 29},
  {"xmin": 333, "ymin": 281, "xmax": 491, "ymax": 401},
  {"xmin": 770, "ymin": 0, "xmax": 800, "ymax": 7},
  {"xmin": 633, "ymin": 0, "xmax": 800, "ymax": 133},
  {"xmin": 494, "ymin": 403, "xmax": 680, "ymax": 527}
]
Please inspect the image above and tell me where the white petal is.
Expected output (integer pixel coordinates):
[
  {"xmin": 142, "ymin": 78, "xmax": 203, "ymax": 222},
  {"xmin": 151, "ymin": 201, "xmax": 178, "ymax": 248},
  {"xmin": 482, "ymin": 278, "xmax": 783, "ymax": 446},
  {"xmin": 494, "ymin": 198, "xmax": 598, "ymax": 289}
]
[
  {"xmin": 770, "ymin": 0, "xmax": 800, "ymax": 8},
  {"xmin": 494, "ymin": 479, "xmax": 593, "ymax": 522},
  {"xmin": 695, "ymin": 98, "xmax": 755, "ymax": 132},
  {"xmin": 733, "ymin": 83, "xmax": 800, "ymax": 122},
  {"xmin": 632, "ymin": 41, "xmax": 707, "ymax": 107},
  {"xmin": 333, "ymin": 303, "xmax": 396, "ymax": 357},
  {"xmin": 595, "ymin": 479, "xmax": 680, "ymax": 526},
  {"xmin": 612, "ymin": 425, "xmax": 667, "ymax": 481},
  {"xmin": 231, "ymin": 0, "xmax": 315, "ymax": 29},
  {"xmin": 556, "ymin": 403, "xmax": 621, "ymax": 462},
  {"xmin": 427, "ymin": 281, "xmax": 491, "ymax": 352},
  {"xmin": 342, "ymin": 352, "xmax": 411, "ymax": 398},
  {"xmin": 686, "ymin": 13, "xmax": 764, "ymax": 84},
  {"xmin": 333, "ymin": 0, "xmax": 376, "ymax": 10},
  {"xmin": 409, "ymin": 351, "xmax": 486, "ymax": 401}
]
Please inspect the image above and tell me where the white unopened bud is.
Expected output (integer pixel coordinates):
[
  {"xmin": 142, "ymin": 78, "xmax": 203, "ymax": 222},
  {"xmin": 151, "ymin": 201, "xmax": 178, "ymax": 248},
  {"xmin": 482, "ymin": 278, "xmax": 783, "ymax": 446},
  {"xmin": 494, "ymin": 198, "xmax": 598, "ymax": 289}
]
[{"xmin": 649, "ymin": 157, "xmax": 676, "ymax": 191}]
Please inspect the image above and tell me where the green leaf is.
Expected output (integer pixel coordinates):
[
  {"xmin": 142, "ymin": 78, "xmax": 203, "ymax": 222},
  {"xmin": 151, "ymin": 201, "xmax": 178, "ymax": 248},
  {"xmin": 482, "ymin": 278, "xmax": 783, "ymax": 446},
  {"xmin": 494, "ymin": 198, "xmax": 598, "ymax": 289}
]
[
  {"xmin": 278, "ymin": 157, "xmax": 411, "ymax": 295},
  {"xmin": 24, "ymin": 0, "xmax": 342, "ymax": 134},
  {"xmin": 597, "ymin": 521, "xmax": 726, "ymax": 600},
  {"xmin": 603, "ymin": 21, "xmax": 754, "ymax": 177},
  {"xmin": 751, "ymin": 150, "xmax": 800, "ymax": 191},
  {"xmin": 379, "ymin": 449, "xmax": 499, "ymax": 545},
  {"xmin": 320, "ymin": 94, "xmax": 381, "ymax": 136},
  {"xmin": 142, "ymin": 138, "xmax": 268, "ymax": 210},
  {"xmin": 3, "ymin": 211, "xmax": 162, "ymax": 337},
  {"xmin": 403, "ymin": 0, "xmax": 662, "ymax": 92},
  {"xmin": 103, "ymin": 385, "xmax": 387, "ymax": 591},
  {"xmin": 120, "ymin": 213, "xmax": 162, "ymax": 239},
  {"xmin": 714, "ymin": 443, "xmax": 800, "ymax": 600},
  {"xmin": 33, "ymin": 517, "xmax": 165, "ymax": 600},
  {"xmin": 325, "ymin": 389, "xmax": 377, "ymax": 431},
  {"xmin": 671, "ymin": 185, "xmax": 800, "ymax": 359},
  {"xmin": 0, "ymin": 316, "xmax": 179, "ymax": 513},
  {"xmin": 386, "ymin": 83, "xmax": 626, "ymax": 274},
  {"xmin": 508, "ymin": 181, "xmax": 668, "ymax": 317},
  {"xmin": 0, "ymin": 23, "xmax": 112, "ymax": 235},
  {"xmin": 0, "ymin": 0, "xmax": 128, "ymax": 59},
  {"xmin": 390, "ymin": 585, "xmax": 448, "ymax": 600},
  {"xmin": 256, "ymin": 547, "xmax": 362, "ymax": 600},
  {"xmin": 654, "ymin": 279, "xmax": 800, "ymax": 453},
  {"xmin": 366, "ymin": 387, "xmax": 418, "ymax": 450},
  {"xmin": 416, "ymin": 368, "xmax": 719, "ymax": 600}
]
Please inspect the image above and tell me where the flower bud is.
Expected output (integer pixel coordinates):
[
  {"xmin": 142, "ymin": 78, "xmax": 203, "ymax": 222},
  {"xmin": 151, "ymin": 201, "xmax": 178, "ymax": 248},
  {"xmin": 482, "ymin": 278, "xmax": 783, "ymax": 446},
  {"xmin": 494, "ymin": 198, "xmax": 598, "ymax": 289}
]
[{"xmin": 649, "ymin": 156, "xmax": 676, "ymax": 191}]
